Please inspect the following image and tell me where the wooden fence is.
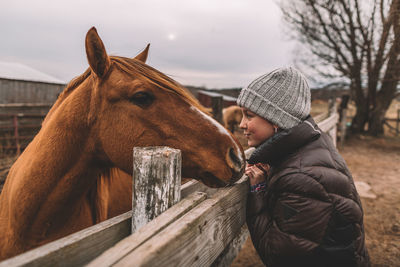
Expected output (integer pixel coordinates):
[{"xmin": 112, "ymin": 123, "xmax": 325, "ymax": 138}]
[
  {"xmin": 0, "ymin": 113, "xmax": 45, "ymax": 155},
  {"xmin": 383, "ymin": 108, "xmax": 400, "ymax": 135},
  {"xmin": 315, "ymin": 100, "xmax": 339, "ymax": 147},
  {"xmin": 0, "ymin": 110, "xmax": 340, "ymax": 267},
  {"xmin": 0, "ymin": 103, "xmax": 52, "ymax": 156}
]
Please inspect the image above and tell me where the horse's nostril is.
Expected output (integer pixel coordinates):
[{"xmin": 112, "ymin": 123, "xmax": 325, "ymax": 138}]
[{"xmin": 228, "ymin": 147, "xmax": 243, "ymax": 171}]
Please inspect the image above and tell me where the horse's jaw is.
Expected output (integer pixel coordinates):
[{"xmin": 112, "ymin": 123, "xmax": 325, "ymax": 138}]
[
  {"xmin": 198, "ymin": 171, "xmax": 229, "ymax": 188},
  {"xmin": 196, "ymin": 166, "xmax": 244, "ymax": 188}
]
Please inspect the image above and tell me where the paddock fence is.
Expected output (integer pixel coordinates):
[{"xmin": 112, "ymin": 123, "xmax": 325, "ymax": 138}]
[
  {"xmin": 0, "ymin": 109, "xmax": 340, "ymax": 267},
  {"xmin": 0, "ymin": 103, "xmax": 51, "ymax": 156}
]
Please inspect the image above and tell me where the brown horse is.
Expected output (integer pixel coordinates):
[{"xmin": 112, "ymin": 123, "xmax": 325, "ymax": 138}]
[
  {"xmin": 223, "ymin": 105, "xmax": 243, "ymax": 133},
  {"xmin": 0, "ymin": 27, "xmax": 245, "ymax": 260}
]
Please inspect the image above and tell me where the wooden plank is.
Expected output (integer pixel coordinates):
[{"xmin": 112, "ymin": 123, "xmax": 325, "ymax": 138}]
[
  {"xmin": 114, "ymin": 176, "xmax": 249, "ymax": 267},
  {"xmin": 87, "ymin": 192, "xmax": 207, "ymax": 267},
  {"xmin": 339, "ymin": 108, "xmax": 347, "ymax": 147},
  {"xmin": 0, "ymin": 212, "xmax": 132, "ymax": 267},
  {"xmin": 181, "ymin": 180, "xmax": 217, "ymax": 199},
  {"xmin": 0, "ymin": 103, "xmax": 53, "ymax": 108},
  {"xmin": 0, "ymin": 192, "xmax": 208, "ymax": 267},
  {"xmin": 0, "ymin": 114, "xmax": 46, "ymax": 118},
  {"xmin": 132, "ymin": 147, "xmax": 182, "ymax": 233},
  {"xmin": 316, "ymin": 113, "xmax": 339, "ymax": 147},
  {"xmin": 385, "ymin": 117, "xmax": 400, "ymax": 122},
  {"xmin": 329, "ymin": 126, "xmax": 337, "ymax": 147},
  {"xmin": 314, "ymin": 112, "xmax": 329, "ymax": 123},
  {"xmin": 317, "ymin": 113, "xmax": 339, "ymax": 132},
  {"xmin": 211, "ymin": 224, "xmax": 249, "ymax": 267}
]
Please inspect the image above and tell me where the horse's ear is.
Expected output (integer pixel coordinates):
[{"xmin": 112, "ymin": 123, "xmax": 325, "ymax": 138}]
[
  {"xmin": 85, "ymin": 27, "xmax": 111, "ymax": 78},
  {"xmin": 134, "ymin": 44, "xmax": 150, "ymax": 63}
]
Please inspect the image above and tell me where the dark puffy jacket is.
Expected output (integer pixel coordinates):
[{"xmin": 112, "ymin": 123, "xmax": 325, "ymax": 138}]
[{"xmin": 246, "ymin": 116, "xmax": 370, "ymax": 267}]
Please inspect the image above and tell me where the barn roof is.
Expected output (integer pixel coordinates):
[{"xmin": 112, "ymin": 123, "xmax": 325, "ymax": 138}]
[
  {"xmin": 0, "ymin": 62, "xmax": 65, "ymax": 85},
  {"xmin": 197, "ymin": 90, "xmax": 237, "ymax": 102}
]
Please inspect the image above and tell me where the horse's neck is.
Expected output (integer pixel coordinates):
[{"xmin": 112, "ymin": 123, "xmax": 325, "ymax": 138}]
[{"xmin": 0, "ymin": 88, "xmax": 101, "ymax": 243}]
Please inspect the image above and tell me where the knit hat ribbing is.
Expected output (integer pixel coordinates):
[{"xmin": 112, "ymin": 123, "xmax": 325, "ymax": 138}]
[{"xmin": 237, "ymin": 67, "xmax": 311, "ymax": 130}]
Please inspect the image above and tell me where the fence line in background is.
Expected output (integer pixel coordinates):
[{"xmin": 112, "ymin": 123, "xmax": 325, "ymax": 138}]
[
  {"xmin": 0, "ymin": 113, "xmax": 45, "ymax": 155},
  {"xmin": 315, "ymin": 99, "xmax": 339, "ymax": 147},
  {"xmin": 383, "ymin": 108, "xmax": 400, "ymax": 135}
]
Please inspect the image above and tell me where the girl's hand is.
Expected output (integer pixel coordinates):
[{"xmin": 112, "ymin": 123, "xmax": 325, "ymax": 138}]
[{"xmin": 245, "ymin": 163, "xmax": 270, "ymax": 186}]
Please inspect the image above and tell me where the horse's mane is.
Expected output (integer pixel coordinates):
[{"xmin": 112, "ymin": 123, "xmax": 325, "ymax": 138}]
[
  {"xmin": 45, "ymin": 57, "xmax": 208, "ymax": 125},
  {"xmin": 42, "ymin": 68, "xmax": 92, "ymax": 125},
  {"xmin": 59, "ymin": 68, "xmax": 92, "ymax": 101}
]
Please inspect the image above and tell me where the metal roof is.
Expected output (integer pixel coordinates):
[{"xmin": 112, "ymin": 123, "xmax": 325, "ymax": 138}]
[
  {"xmin": 197, "ymin": 90, "xmax": 237, "ymax": 102},
  {"xmin": 0, "ymin": 61, "xmax": 65, "ymax": 85}
]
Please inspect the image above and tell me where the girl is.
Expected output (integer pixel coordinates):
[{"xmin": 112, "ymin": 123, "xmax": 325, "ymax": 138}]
[{"xmin": 238, "ymin": 67, "xmax": 370, "ymax": 267}]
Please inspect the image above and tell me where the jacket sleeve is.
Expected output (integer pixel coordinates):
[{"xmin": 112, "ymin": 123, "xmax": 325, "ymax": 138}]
[{"xmin": 246, "ymin": 172, "xmax": 335, "ymax": 266}]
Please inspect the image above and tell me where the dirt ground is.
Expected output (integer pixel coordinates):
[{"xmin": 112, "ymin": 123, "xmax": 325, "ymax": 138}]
[{"xmin": 231, "ymin": 133, "xmax": 400, "ymax": 267}]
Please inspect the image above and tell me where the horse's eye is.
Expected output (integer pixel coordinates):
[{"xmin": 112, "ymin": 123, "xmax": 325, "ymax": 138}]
[{"xmin": 129, "ymin": 91, "xmax": 154, "ymax": 108}]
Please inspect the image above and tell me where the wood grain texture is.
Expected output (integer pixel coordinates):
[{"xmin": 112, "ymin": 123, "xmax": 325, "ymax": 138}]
[
  {"xmin": 317, "ymin": 113, "xmax": 339, "ymax": 132},
  {"xmin": 0, "ymin": 212, "xmax": 131, "ymax": 267},
  {"xmin": 132, "ymin": 147, "xmax": 181, "ymax": 233},
  {"xmin": 87, "ymin": 192, "xmax": 207, "ymax": 267},
  {"xmin": 181, "ymin": 180, "xmax": 217, "ymax": 199},
  {"xmin": 211, "ymin": 224, "xmax": 249, "ymax": 267},
  {"xmin": 115, "ymin": 177, "xmax": 248, "ymax": 267},
  {"xmin": 314, "ymin": 111, "xmax": 329, "ymax": 123}
]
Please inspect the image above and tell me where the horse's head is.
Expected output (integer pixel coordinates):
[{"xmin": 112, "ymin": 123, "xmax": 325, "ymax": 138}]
[{"xmin": 82, "ymin": 27, "xmax": 244, "ymax": 187}]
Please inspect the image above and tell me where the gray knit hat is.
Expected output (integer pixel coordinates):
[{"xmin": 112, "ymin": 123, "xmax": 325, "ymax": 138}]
[{"xmin": 237, "ymin": 67, "xmax": 311, "ymax": 130}]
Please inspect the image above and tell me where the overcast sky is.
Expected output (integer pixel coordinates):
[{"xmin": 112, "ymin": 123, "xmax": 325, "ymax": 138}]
[{"xmin": 0, "ymin": 0, "xmax": 295, "ymax": 88}]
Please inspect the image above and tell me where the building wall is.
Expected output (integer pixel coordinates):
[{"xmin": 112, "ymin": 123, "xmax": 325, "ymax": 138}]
[{"xmin": 0, "ymin": 78, "xmax": 65, "ymax": 104}]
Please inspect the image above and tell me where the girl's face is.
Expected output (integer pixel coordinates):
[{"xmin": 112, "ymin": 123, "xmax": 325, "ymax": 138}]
[{"xmin": 239, "ymin": 107, "xmax": 276, "ymax": 147}]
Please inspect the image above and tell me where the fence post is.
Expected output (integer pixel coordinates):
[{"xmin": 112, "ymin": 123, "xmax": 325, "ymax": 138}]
[
  {"xmin": 328, "ymin": 98, "xmax": 338, "ymax": 147},
  {"xmin": 339, "ymin": 95, "xmax": 350, "ymax": 147},
  {"xmin": 132, "ymin": 146, "xmax": 182, "ymax": 233},
  {"xmin": 397, "ymin": 109, "xmax": 400, "ymax": 136},
  {"xmin": 12, "ymin": 115, "xmax": 20, "ymax": 155},
  {"xmin": 211, "ymin": 96, "xmax": 223, "ymax": 124},
  {"xmin": 340, "ymin": 108, "xmax": 347, "ymax": 148}
]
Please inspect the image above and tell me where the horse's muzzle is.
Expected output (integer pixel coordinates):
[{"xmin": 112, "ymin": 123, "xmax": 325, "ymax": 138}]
[{"xmin": 226, "ymin": 147, "xmax": 245, "ymax": 181}]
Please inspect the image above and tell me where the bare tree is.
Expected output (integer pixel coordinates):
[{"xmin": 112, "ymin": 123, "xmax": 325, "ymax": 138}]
[{"xmin": 280, "ymin": 0, "xmax": 400, "ymax": 135}]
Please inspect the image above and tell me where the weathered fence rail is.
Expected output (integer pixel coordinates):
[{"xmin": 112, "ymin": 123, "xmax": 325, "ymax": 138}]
[
  {"xmin": 0, "ymin": 110, "xmax": 340, "ymax": 267},
  {"xmin": 0, "ymin": 179, "xmax": 225, "ymax": 267},
  {"xmin": 315, "ymin": 100, "xmax": 339, "ymax": 147}
]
